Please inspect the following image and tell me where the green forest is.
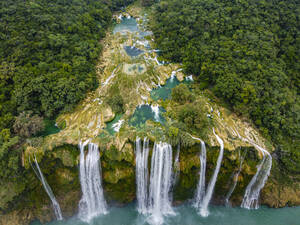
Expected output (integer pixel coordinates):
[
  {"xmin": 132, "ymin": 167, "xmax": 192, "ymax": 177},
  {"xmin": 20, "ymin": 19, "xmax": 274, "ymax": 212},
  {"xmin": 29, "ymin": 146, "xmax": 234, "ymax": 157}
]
[
  {"xmin": 0, "ymin": 0, "xmax": 299, "ymax": 185},
  {"xmin": 150, "ymin": 0, "xmax": 299, "ymax": 174},
  {"xmin": 0, "ymin": 0, "xmax": 134, "ymax": 181}
]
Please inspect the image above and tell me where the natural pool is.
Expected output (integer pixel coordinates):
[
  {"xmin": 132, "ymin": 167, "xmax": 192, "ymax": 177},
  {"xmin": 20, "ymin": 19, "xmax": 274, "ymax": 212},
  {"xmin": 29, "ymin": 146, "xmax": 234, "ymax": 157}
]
[
  {"xmin": 113, "ymin": 17, "xmax": 139, "ymax": 34},
  {"xmin": 37, "ymin": 119, "xmax": 60, "ymax": 136},
  {"xmin": 150, "ymin": 76, "xmax": 192, "ymax": 101},
  {"xmin": 129, "ymin": 105, "xmax": 165, "ymax": 127},
  {"xmin": 113, "ymin": 17, "xmax": 151, "ymax": 38},
  {"xmin": 104, "ymin": 114, "xmax": 123, "ymax": 135},
  {"xmin": 124, "ymin": 46, "xmax": 144, "ymax": 57},
  {"xmin": 31, "ymin": 204, "xmax": 300, "ymax": 225}
]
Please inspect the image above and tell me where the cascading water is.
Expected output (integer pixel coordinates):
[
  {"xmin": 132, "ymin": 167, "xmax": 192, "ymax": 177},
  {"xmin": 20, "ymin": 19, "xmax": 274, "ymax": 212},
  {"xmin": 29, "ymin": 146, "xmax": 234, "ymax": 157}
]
[
  {"xmin": 173, "ymin": 144, "xmax": 180, "ymax": 184},
  {"xmin": 193, "ymin": 140, "xmax": 207, "ymax": 209},
  {"xmin": 136, "ymin": 137, "xmax": 150, "ymax": 214},
  {"xmin": 199, "ymin": 130, "xmax": 224, "ymax": 217},
  {"xmin": 112, "ymin": 119, "xmax": 124, "ymax": 132},
  {"xmin": 78, "ymin": 141, "xmax": 107, "ymax": 222},
  {"xmin": 30, "ymin": 155, "xmax": 63, "ymax": 221},
  {"xmin": 241, "ymin": 140, "xmax": 272, "ymax": 209},
  {"xmin": 151, "ymin": 105, "xmax": 160, "ymax": 121},
  {"xmin": 225, "ymin": 149, "xmax": 245, "ymax": 205},
  {"xmin": 148, "ymin": 142, "xmax": 175, "ymax": 225}
]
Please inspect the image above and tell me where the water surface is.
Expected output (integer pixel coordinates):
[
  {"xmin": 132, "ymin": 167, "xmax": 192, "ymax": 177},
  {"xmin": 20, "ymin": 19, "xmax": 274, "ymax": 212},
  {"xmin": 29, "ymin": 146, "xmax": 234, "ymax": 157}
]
[
  {"xmin": 113, "ymin": 18, "xmax": 139, "ymax": 34},
  {"xmin": 129, "ymin": 105, "xmax": 165, "ymax": 127},
  {"xmin": 124, "ymin": 46, "xmax": 144, "ymax": 57},
  {"xmin": 150, "ymin": 76, "xmax": 192, "ymax": 101},
  {"xmin": 32, "ymin": 204, "xmax": 300, "ymax": 225}
]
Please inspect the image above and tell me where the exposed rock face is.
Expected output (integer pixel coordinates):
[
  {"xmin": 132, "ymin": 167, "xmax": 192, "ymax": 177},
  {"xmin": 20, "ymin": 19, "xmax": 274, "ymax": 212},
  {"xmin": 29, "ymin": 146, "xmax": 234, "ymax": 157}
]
[{"xmin": 1, "ymin": 140, "xmax": 299, "ymax": 225}]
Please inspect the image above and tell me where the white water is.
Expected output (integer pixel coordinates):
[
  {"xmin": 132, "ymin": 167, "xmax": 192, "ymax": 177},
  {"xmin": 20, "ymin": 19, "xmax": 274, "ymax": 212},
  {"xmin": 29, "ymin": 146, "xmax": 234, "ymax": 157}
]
[
  {"xmin": 78, "ymin": 141, "xmax": 107, "ymax": 222},
  {"xmin": 199, "ymin": 130, "xmax": 224, "ymax": 217},
  {"xmin": 136, "ymin": 137, "xmax": 150, "ymax": 214},
  {"xmin": 194, "ymin": 141, "xmax": 207, "ymax": 209},
  {"xmin": 30, "ymin": 155, "xmax": 63, "ymax": 221},
  {"xmin": 173, "ymin": 144, "xmax": 180, "ymax": 184},
  {"xmin": 225, "ymin": 150, "xmax": 245, "ymax": 205},
  {"xmin": 241, "ymin": 140, "xmax": 272, "ymax": 209},
  {"xmin": 154, "ymin": 56, "xmax": 163, "ymax": 65},
  {"xmin": 102, "ymin": 65, "xmax": 119, "ymax": 87},
  {"xmin": 170, "ymin": 69, "xmax": 182, "ymax": 82},
  {"xmin": 112, "ymin": 119, "xmax": 124, "ymax": 132},
  {"xmin": 148, "ymin": 142, "xmax": 175, "ymax": 225},
  {"xmin": 185, "ymin": 75, "xmax": 193, "ymax": 81},
  {"xmin": 151, "ymin": 105, "xmax": 160, "ymax": 121}
]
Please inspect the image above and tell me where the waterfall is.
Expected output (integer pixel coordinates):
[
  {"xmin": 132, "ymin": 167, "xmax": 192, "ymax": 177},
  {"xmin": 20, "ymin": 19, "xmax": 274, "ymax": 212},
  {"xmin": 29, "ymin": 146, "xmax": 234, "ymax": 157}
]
[
  {"xmin": 112, "ymin": 119, "xmax": 124, "ymax": 132},
  {"xmin": 225, "ymin": 149, "xmax": 245, "ymax": 205},
  {"xmin": 136, "ymin": 137, "xmax": 150, "ymax": 214},
  {"xmin": 193, "ymin": 141, "xmax": 207, "ymax": 209},
  {"xmin": 135, "ymin": 139, "xmax": 175, "ymax": 224},
  {"xmin": 170, "ymin": 71, "xmax": 176, "ymax": 82},
  {"xmin": 78, "ymin": 141, "xmax": 107, "ymax": 222},
  {"xmin": 185, "ymin": 75, "xmax": 193, "ymax": 81},
  {"xmin": 30, "ymin": 155, "xmax": 63, "ymax": 221},
  {"xmin": 102, "ymin": 64, "xmax": 120, "ymax": 88},
  {"xmin": 148, "ymin": 142, "xmax": 175, "ymax": 225},
  {"xmin": 241, "ymin": 141, "xmax": 272, "ymax": 209},
  {"xmin": 199, "ymin": 130, "xmax": 224, "ymax": 217},
  {"xmin": 151, "ymin": 105, "xmax": 160, "ymax": 121},
  {"xmin": 173, "ymin": 144, "xmax": 180, "ymax": 184}
]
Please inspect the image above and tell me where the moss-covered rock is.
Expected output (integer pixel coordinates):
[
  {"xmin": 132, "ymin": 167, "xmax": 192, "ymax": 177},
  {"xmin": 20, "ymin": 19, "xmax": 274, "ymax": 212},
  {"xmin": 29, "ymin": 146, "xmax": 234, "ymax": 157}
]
[
  {"xmin": 104, "ymin": 143, "xmax": 134, "ymax": 163},
  {"xmin": 103, "ymin": 167, "xmax": 134, "ymax": 184}
]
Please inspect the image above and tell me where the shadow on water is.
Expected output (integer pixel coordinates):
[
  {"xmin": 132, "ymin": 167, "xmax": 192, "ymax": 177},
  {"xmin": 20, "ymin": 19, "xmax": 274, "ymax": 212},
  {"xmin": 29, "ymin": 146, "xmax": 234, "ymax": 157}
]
[
  {"xmin": 124, "ymin": 46, "xmax": 144, "ymax": 57},
  {"xmin": 36, "ymin": 119, "xmax": 60, "ymax": 137}
]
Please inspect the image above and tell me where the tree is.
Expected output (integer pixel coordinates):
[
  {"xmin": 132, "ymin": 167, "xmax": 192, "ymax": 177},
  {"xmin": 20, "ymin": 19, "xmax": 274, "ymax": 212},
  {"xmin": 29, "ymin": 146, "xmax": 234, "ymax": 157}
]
[
  {"xmin": 13, "ymin": 111, "xmax": 44, "ymax": 138},
  {"xmin": 171, "ymin": 84, "xmax": 195, "ymax": 104}
]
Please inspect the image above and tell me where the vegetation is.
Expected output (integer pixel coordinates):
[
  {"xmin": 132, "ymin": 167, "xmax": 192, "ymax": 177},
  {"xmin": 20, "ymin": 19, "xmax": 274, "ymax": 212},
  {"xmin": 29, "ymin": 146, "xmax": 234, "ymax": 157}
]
[
  {"xmin": 0, "ymin": 0, "xmax": 134, "ymax": 181},
  {"xmin": 171, "ymin": 83, "xmax": 195, "ymax": 104},
  {"xmin": 151, "ymin": 0, "xmax": 300, "ymax": 174},
  {"xmin": 13, "ymin": 111, "xmax": 44, "ymax": 138}
]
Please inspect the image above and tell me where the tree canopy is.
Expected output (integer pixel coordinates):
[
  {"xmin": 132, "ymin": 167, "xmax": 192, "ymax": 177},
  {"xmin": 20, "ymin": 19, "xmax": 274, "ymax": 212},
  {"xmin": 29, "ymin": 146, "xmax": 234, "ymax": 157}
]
[
  {"xmin": 151, "ymin": 0, "xmax": 300, "ymax": 173},
  {"xmin": 0, "ymin": 0, "xmax": 134, "ymax": 180}
]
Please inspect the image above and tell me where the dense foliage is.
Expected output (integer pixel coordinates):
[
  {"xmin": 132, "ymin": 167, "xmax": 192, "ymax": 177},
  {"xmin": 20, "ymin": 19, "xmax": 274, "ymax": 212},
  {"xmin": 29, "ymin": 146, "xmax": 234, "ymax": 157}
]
[
  {"xmin": 171, "ymin": 84, "xmax": 195, "ymax": 104},
  {"xmin": 0, "ymin": 0, "xmax": 134, "ymax": 180},
  {"xmin": 151, "ymin": 0, "xmax": 300, "ymax": 173}
]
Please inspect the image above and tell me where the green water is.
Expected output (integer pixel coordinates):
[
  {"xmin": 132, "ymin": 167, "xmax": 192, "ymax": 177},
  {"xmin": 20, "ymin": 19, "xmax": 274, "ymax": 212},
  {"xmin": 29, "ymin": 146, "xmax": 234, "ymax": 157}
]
[
  {"xmin": 37, "ymin": 119, "xmax": 60, "ymax": 136},
  {"xmin": 31, "ymin": 204, "xmax": 300, "ymax": 225},
  {"xmin": 150, "ymin": 76, "xmax": 192, "ymax": 101},
  {"xmin": 105, "ymin": 114, "xmax": 123, "ymax": 135},
  {"xmin": 151, "ymin": 77, "xmax": 180, "ymax": 101},
  {"xmin": 129, "ymin": 105, "xmax": 165, "ymax": 127}
]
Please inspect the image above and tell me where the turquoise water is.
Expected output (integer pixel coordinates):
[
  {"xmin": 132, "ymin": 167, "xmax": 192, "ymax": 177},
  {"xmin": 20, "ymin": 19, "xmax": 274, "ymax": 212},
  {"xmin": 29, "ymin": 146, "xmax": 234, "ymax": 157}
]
[
  {"xmin": 104, "ymin": 114, "xmax": 123, "ymax": 135},
  {"xmin": 150, "ymin": 76, "xmax": 192, "ymax": 101},
  {"xmin": 113, "ymin": 18, "xmax": 139, "ymax": 34},
  {"xmin": 31, "ymin": 204, "xmax": 300, "ymax": 225},
  {"xmin": 151, "ymin": 77, "xmax": 180, "ymax": 101},
  {"xmin": 129, "ymin": 105, "xmax": 165, "ymax": 127},
  {"xmin": 37, "ymin": 119, "xmax": 60, "ymax": 136},
  {"xmin": 113, "ymin": 17, "xmax": 151, "ymax": 38}
]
